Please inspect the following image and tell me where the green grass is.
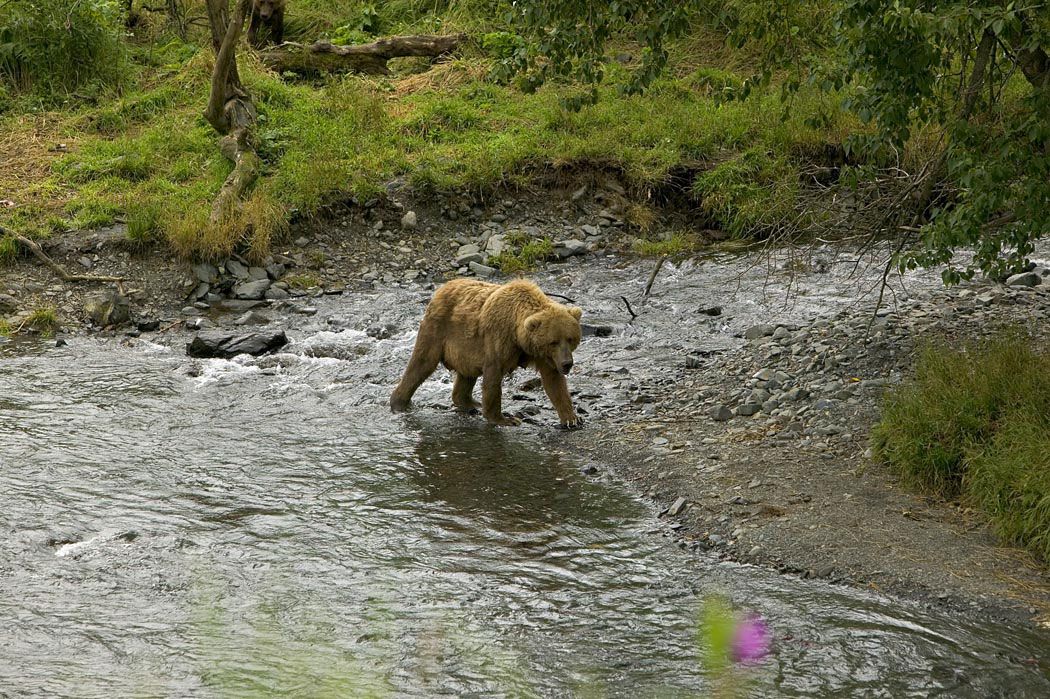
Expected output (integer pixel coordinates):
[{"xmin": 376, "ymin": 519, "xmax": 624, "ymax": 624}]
[
  {"xmin": 492, "ymin": 236, "xmax": 553, "ymax": 273},
  {"xmin": 873, "ymin": 334, "xmax": 1050, "ymax": 562},
  {"xmin": 0, "ymin": 2, "xmax": 859, "ymax": 261},
  {"xmin": 285, "ymin": 273, "xmax": 321, "ymax": 289},
  {"xmin": 20, "ymin": 305, "xmax": 60, "ymax": 336}
]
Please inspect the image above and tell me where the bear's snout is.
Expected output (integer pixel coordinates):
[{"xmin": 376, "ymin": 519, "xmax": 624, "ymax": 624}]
[{"xmin": 560, "ymin": 360, "xmax": 574, "ymax": 375}]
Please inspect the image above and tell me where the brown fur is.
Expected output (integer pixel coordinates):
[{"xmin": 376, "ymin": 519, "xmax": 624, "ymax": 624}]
[
  {"xmin": 248, "ymin": 0, "xmax": 285, "ymax": 48},
  {"xmin": 390, "ymin": 279, "xmax": 584, "ymax": 428}
]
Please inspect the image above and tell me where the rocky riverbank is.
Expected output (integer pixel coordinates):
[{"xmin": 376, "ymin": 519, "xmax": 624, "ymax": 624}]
[{"xmin": 3, "ymin": 184, "xmax": 1049, "ymax": 625}]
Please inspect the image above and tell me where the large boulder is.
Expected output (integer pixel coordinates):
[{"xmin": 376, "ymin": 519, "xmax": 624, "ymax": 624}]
[
  {"xmin": 186, "ymin": 330, "xmax": 288, "ymax": 358},
  {"xmin": 84, "ymin": 291, "xmax": 131, "ymax": 327}
]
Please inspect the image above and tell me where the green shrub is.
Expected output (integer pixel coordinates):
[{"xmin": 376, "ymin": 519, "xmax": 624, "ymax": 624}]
[
  {"xmin": 873, "ymin": 334, "xmax": 1050, "ymax": 561},
  {"xmin": 0, "ymin": 0, "xmax": 128, "ymax": 98}
]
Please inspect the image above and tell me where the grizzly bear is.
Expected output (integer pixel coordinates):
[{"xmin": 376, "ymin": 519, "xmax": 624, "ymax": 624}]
[
  {"xmin": 248, "ymin": 0, "xmax": 285, "ymax": 48},
  {"xmin": 390, "ymin": 278, "xmax": 584, "ymax": 429}
]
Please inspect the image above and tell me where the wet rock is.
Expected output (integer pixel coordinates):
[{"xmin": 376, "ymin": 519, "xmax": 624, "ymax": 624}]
[
  {"xmin": 137, "ymin": 319, "xmax": 161, "ymax": 332},
  {"xmin": 710, "ymin": 404, "xmax": 733, "ymax": 421},
  {"xmin": 218, "ymin": 299, "xmax": 267, "ymax": 312},
  {"xmin": 233, "ymin": 311, "xmax": 270, "ymax": 326},
  {"xmin": 192, "ymin": 262, "xmax": 219, "ymax": 284},
  {"xmin": 401, "ymin": 210, "xmax": 417, "ymax": 229},
  {"xmin": 1005, "ymin": 271, "xmax": 1041, "ymax": 287},
  {"xmin": 581, "ymin": 323, "xmax": 613, "ymax": 337},
  {"xmin": 84, "ymin": 291, "xmax": 131, "ymax": 327},
  {"xmin": 744, "ymin": 324, "xmax": 775, "ymax": 340},
  {"xmin": 698, "ymin": 306, "xmax": 723, "ymax": 316},
  {"xmin": 225, "ymin": 259, "xmax": 249, "ymax": 279},
  {"xmin": 186, "ymin": 329, "xmax": 288, "ymax": 358},
  {"xmin": 469, "ymin": 261, "xmax": 497, "ymax": 278},
  {"xmin": 231, "ymin": 279, "xmax": 271, "ymax": 300},
  {"xmin": 367, "ymin": 323, "xmax": 398, "ymax": 340},
  {"xmin": 0, "ymin": 293, "xmax": 17, "ymax": 314}
]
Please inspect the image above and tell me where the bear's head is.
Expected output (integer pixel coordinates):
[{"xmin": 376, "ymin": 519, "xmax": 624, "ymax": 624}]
[{"xmin": 521, "ymin": 305, "xmax": 583, "ymax": 375}]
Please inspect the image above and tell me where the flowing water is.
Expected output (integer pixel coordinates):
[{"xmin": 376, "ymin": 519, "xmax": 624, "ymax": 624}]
[{"xmin": 2, "ymin": 254, "xmax": 1049, "ymax": 697}]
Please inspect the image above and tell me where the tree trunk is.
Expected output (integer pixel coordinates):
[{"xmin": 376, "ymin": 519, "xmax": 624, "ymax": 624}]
[
  {"xmin": 203, "ymin": 0, "xmax": 260, "ymax": 225},
  {"xmin": 258, "ymin": 34, "xmax": 467, "ymax": 75}
]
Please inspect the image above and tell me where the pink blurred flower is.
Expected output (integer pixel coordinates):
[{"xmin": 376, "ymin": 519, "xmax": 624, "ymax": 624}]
[{"xmin": 730, "ymin": 615, "xmax": 771, "ymax": 665}]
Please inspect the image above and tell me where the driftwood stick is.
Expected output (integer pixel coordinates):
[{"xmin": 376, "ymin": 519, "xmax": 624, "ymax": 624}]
[
  {"xmin": 546, "ymin": 292, "xmax": 577, "ymax": 304},
  {"xmin": 644, "ymin": 255, "xmax": 668, "ymax": 296},
  {"xmin": 621, "ymin": 295, "xmax": 637, "ymax": 320},
  {"xmin": 8, "ymin": 232, "xmax": 125, "ymax": 283}
]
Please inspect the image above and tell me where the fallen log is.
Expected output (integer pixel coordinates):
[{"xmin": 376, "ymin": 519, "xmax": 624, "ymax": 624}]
[{"xmin": 258, "ymin": 33, "xmax": 467, "ymax": 75}]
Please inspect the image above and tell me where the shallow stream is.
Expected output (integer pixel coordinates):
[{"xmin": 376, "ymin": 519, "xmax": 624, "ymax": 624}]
[{"xmin": 3, "ymin": 254, "xmax": 1049, "ymax": 697}]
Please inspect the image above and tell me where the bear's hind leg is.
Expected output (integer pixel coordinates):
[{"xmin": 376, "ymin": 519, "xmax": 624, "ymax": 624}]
[
  {"xmin": 390, "ymin": 340, "xmax": 443, "ymax": 412},
  {"xmin": 452, "ymin": 374, "xmax": 481, "ymax": 413}
]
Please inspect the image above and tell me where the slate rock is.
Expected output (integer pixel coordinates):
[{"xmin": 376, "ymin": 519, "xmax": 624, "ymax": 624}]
[
  {"xmin": 186, "ymin": 330, "xmax": 288, "ymax": 358},
  {"xmin": 84, "ymin": 291, "xmax": 131, "ymax": 327},
  {"xmin": 232, "ymin": 279, "xmax": 271, "ymax": 300}
]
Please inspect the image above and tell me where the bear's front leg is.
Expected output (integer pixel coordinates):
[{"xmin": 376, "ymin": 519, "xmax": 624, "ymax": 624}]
[
  {"xmin": 538, "ymin": 364, "xmax": 583, "ymax": 430},
  {"xmin": 482, "ymin": 363, "xmax": 520, "ymax": 427}
]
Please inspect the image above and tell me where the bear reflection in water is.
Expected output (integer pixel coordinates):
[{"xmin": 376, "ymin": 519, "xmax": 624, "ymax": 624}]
[{"xmin": 405, "ymin": 416, "xmax": 628, "ymax": 533}]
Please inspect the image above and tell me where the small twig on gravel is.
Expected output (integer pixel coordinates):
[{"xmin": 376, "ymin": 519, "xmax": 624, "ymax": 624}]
[
  {"xmin": 546, "ymin": 293, "xmax": 577, "ymax": 304},
  {"xmin": 620, "ymin": 295, "xmax": 637, "ymax": 320},
  {"xmin": 6, "ymin": 229, "xmax": 125, "ymax": 284},
  {"xmin": 644, "ymin": 255, "xmax": 668, "ymax": 296}
]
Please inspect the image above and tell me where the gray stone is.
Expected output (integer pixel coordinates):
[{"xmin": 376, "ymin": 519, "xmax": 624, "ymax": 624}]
[
  {"xmin": 264, "ymin": 286, "xmax": 290, "ymax": 301},
  {"xmin": 485, "ymin": 235, "xmax": 508, "ymax": 257},
  {"xmin": 192, "ymin": 262, "xmax": 219, "ymax": 284},
  {"xmin": 186, "ymin": 330, "xmax": 288, "ymax": 358},
  {"xmin": 553, "ymin": 239, "xmax": 588, "ymax": 258},
  {"xmin": 0, "ymin": 293, "xmax": 18, "ymax": 314},
  {"xmin": 772, "ymin": 326, "xmax": 791, "ymax": 340},
  {"xmin": 1006, "ymin": 271, "xmax": 1041, "ymax": 287},
  {"xmin": 735, "ymin": 403, "xmax": 762, "ymax": 417},
  {"xmin": 266, "ymin": 262, "xmax": 286, "ymax": 280},
  {"xmin": 232, "ymin": 279, "xmax": 271, "ymax": 300},
  {"xmin": 294, "ymin": 236, "xmax": 310, "ymax": 247},
  {"xmin": 225, "ymin": 259, "xmax": 249, "ymax": 279},
  {"xmin": 233, "ymin": 311, "xmax": 270, "ymax": 326},
  {"xmin": 77, "ymin": 256, "xmax": 93, "ymax": 270},
  {"xmin": 457, "ymin": 243, "xmax": 481, "ymax": 256},
  {"xmin": 248, "ymin": 266, "xmax": 269, "ymax": 281},
  {"xmin": 667, "ymin": 497, "xmax": 688, "ymax": 516},
  {"xmin": 401, "ymin": 211, "xmax": 417, "ymax": 229},
  {"xmin": 710, "ymin": 404, "xmax": 733, "ymax": 421},
  {"xmin": 84, "ymin": 291, "xmax": 131, "ymax": 327},
  {"xmin": 469, "ymin": 261, "xmax": 497, "ymax": 278},
  {"xmin": 581, "ymin": 224, "xmax": 600, "ymax": 237},
  {"xmin": 744, "ymin": 324, "xmax": 775, "ymax": 340}
]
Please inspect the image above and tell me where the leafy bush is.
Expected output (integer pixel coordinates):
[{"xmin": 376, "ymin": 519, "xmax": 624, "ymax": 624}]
[
  {"xmin": 0, "ymin": 0, "xmax": 128, "ymax": 98},
  {"xmin": 873, "ymin": 334, "xmax": 1050, "ymax": 561}
]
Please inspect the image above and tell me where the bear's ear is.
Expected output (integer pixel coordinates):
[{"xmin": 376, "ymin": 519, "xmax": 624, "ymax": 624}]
[
  {"xmin": 525, "ymin": 313, "xmax": 543, "ymax": 333},
  {"xmin": 567, "ymin": 306, "xmax": 582, "ymax": 320}
]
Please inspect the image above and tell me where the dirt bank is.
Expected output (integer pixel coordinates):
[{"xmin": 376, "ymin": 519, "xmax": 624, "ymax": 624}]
[{"xmin": 4, "ymin": 185, "xmax": 1049, "ymax": 626}]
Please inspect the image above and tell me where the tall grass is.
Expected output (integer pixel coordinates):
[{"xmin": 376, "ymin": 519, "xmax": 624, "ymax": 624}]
[{"xmin": 873, "ymin": 334, "xmax": 1050, "ymax": 562}]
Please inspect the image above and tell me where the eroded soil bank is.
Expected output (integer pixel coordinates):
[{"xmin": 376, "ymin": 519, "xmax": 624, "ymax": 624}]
[{"xmin": 4, "ymin": 185, "xmax": 1049, "ymax": 626}]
